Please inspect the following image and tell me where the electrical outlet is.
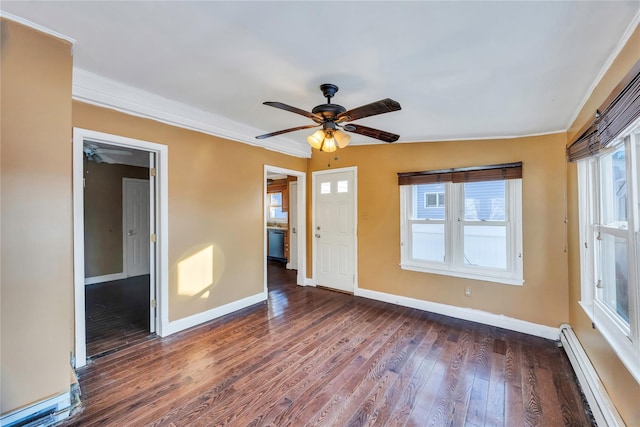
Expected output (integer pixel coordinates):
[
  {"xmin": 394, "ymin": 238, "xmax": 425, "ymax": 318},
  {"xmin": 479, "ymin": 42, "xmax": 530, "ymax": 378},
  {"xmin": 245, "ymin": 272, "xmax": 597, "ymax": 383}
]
[{"xmin": 465, "ymin": 287, "xmax": 471, "ymax": 297}]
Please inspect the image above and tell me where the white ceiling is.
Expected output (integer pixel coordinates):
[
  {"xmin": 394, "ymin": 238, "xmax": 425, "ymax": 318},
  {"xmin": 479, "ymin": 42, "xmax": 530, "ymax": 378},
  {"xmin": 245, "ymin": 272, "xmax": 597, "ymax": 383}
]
[{"xmin": 2, "ymin": 1, "xmax": 639, "ymax": 157}]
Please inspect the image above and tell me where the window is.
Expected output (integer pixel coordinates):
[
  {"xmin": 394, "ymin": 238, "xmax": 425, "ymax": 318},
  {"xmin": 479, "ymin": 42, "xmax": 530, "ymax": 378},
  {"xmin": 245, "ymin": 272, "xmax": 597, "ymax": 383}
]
[
  {"xmin": 577, "ymin": 124, "xmax": 640, "ymax": 382},
  {"xmin": 399, "ymin": 163, "xmax": 523, "ymax": 285},
  {"xmin": 424, "ymin": 191, "xmax": 445, "ymax": 208},
  {"xmin": 267, "ymin": 192, "xmax": 287, "ymax": 222}
]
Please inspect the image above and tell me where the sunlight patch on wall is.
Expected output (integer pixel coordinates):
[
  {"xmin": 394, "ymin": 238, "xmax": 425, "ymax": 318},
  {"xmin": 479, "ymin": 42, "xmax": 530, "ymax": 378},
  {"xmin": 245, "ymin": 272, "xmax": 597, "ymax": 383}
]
[{"xmin": 177, "ymin": 244, "xmax": 225, "ymax": 298}]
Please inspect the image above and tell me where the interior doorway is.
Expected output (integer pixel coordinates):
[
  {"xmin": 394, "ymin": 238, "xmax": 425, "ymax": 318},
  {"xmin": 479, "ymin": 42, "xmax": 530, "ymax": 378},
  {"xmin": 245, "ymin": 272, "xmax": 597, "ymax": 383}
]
[
  {"xmin": 83, "ymin": 159, "xmax": 152, "ymax": 358},
  {"xmin": 264, "ymin": 166, "xmax": 307, "ymax": 295},
  {"xmin": 73, "ymin": 128, "xmax": 168, "ymax": 368}
]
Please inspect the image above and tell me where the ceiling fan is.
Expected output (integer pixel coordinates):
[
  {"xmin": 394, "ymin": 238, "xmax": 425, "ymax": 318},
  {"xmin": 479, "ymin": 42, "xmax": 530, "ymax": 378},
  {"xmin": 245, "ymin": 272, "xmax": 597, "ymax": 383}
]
[
  {"xmin": 83, "ymin": 144, "xmax": 132, "ymax": 164},
  {"xmin": 256, "ymin": 84, "xmax": 401, "ymax": 152}
]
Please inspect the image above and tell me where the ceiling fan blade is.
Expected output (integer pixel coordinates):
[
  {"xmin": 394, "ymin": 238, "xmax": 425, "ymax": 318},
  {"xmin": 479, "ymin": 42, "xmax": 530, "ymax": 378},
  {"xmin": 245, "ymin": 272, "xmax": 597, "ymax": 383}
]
[
  {"xmin": 263, "ymin": 102, "xmax": 322, "ymax": 122},
  {"xmin": 97, "ymin": 153, "xmax": 117, "ymax": 164},
  {"xmin": 96, "ymin": 148, "xmax": 132, "ymax": 156},
  {"xmin": 256, "ymin": 124, "xmax": 320, "ymax": 139},
  {"xmin": 343, "ymin": 124, "xmax": 400, "ymax": 143},
  {"xmin": 336, "ymin": 98, "xmax": 401, "ymax": 122}
]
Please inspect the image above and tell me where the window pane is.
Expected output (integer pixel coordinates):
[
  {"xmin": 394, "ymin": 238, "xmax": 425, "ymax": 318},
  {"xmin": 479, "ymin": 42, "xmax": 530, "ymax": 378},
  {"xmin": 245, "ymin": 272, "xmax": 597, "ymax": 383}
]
[
  {"xmin": 411, "ymin": 223, "xmax": 444, "ymax": 262},
  {"xmin": 599, "ymin": 233, "xmax": 630, "ymax": 325},
  {"xmin": 321, "ymin": 182, "xmax": 331, "ymax": 194},
  {"xmin": 600, "ymin": 146, "xmax": 627, "ymax": 227},
  {"xmin": 269, "ymin": 206, "xmax": 288, "ymax": 219},
  {"xmin": 464, "ymin": 181, "xmax": 505, "ymax": 221},
  {"xmin": 463, "ymin": 225, "xmax": 506, "ymax": 269},
  {"xmin": 337, "ymin": 180, "xmax": 349, "ymax": 193},
  {"xmin": 270, "ymin": 192, "xmax": 282, "ymax": 206},
  {"xmin": 415, "ymin": 183, "xmax": 445, "ymax": 220}
]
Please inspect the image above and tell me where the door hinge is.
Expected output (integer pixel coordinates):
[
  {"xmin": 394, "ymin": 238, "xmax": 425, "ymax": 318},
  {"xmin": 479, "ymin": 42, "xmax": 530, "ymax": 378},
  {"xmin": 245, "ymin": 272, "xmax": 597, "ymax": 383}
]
[
  {"xmin": 150, "ymin": 167, "xmax": 157, "ymax": 177},
  {"xmin": 151, "ymin": 299, "xmax": 157, "ymax": 309},
  {"xmin": 150, "ymin": 233, "xmax": 157, "ymax": 243}
]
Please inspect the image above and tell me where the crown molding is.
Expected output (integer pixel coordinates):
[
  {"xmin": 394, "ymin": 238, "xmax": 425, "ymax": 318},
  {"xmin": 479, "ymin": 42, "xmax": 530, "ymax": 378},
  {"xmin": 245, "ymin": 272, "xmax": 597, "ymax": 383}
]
[
  {"xmin": 72, "ymin": 68, "xmax": 311, "ymax": 158},
  {"xmin": 0, "ymin": 11, "xmax": 76, "ymax": 45}
]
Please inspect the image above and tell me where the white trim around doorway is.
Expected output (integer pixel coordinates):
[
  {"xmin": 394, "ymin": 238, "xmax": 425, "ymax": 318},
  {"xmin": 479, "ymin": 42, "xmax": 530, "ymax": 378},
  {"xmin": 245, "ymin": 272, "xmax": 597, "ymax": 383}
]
[
  {"xmin": 72, "ymin": 127, "xmax": 169, "ymax": 368},
  {"xmin": 264, "ymin": 165, "xmax": 307, "ymax": 295}
]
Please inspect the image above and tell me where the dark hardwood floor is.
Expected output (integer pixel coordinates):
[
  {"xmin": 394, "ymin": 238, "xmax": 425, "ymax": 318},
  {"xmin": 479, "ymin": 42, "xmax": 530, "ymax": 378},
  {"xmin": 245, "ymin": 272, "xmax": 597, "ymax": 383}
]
[
  {"xmin": 66, "ymin": 263, "xmax": 593, "ymax": 426},
  {"xmin": 85, "ymin": 275, "xmax": 155, "ymax": 358}
]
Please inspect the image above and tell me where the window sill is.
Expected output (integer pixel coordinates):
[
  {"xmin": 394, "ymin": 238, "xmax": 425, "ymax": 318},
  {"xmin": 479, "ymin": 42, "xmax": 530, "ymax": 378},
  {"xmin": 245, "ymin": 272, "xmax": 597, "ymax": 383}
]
[
  {"xmin": 592, "ymin": 301, "xmax": 640, "ymax": 384},
  {"xmin": 579, "ymin": 301, "xmax": 594, "ymax": 321},
  {"xmin": 400, "ymin": 263, "xmax": 524, "ymax": 286}
]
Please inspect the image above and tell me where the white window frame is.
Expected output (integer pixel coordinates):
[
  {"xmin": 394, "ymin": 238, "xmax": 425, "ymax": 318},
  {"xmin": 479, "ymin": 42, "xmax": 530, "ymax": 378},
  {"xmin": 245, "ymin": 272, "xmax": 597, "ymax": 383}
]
[
  {"xmin": 267, "ymin": 191, "xmax": 287, "ymax": 223},
  {"xmin": 577, "ymin": 122, "xmax": 640, "ymax": 384},
  {"xmin": 400, "ymin": 179, "xmax": 523, "ymax": 286},
  {"xmin": 424, "ymin": 191, "xmax": 445, "ymax": 208}
]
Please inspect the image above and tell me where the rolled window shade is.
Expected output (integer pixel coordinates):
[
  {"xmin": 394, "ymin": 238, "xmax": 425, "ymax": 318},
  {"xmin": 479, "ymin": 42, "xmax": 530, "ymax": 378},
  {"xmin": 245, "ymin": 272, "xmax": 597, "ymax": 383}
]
[
  {"xmin": 567, "ymin": 124, "xmax": 599, "ymax": 162},
  {"xmin": 567, "ymin": 64, "xmax": 640, "ymax": 162},
  {"xmin": 597, "ymin": 70, "xmax": 640, "ymax": 150},
  {"xmin": 398, "ymin": 162, "xmax": 522, "ymax": 185}
]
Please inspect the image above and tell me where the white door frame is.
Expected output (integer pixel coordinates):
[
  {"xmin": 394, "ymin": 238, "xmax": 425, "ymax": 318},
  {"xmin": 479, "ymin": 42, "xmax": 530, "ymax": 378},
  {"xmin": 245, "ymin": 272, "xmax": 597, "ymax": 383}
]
[
  {"xmin": 287, "ymin": 180, "xmax": 298, "ymax": 270},
  {"xmin": 312, "ymin": 166, "xmax": 358, "ymax": 290},
  {"xmin": 264, "ymin": 165, "xmax": 307, "ymax": 293},
  {"xmin": 73, "ymin": 128, "xmax": 169, "ymax": 368}
]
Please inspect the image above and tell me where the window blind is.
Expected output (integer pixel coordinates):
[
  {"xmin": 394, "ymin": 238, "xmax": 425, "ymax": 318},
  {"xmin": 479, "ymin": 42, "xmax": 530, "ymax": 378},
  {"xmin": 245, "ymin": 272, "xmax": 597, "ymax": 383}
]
[
  {"xmin": 567, "ymin": 63, "xmax": 640, "ymax": 162},
  {"xmin": 398, "ymin": 162, "xmax": 522, "ymax": 186}
]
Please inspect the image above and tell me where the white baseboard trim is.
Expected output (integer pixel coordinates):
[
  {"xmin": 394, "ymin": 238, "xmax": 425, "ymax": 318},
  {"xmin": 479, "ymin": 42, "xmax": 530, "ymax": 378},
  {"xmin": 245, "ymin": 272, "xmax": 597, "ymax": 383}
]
[
  {"xmin": 162, "ymin": 292, "xmax": 267, "ymax": 336},
  {"xmin": 1, "ymin": 392, "xmax": 70, "ymax": 427},
  {"xmin": 355, "ymin": 288, "xmax": 559, "ymax": 340},
  {"xmin": 560, "ymin": 324, "xmax": 625, "ymax": 427},
  {"xmin": 84, "ymin": 272, "xmax": 126, "ymax": 285}
]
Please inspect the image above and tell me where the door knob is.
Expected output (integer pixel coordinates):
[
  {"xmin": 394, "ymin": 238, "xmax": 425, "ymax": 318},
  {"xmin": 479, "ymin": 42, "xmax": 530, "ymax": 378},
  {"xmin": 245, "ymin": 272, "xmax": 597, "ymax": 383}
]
[
  {"xmin": 315, "ymin": 234, "xmax": 321, "ymax": 238},
  {"xmin": 128, "ymin": 230, "xmax": 135, "ymax": 236}
]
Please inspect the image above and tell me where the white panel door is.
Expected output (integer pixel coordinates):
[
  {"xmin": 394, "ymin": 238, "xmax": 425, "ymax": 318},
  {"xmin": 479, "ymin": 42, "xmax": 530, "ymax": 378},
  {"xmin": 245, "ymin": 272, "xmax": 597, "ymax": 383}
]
[
  {"xmin": 315, "ymin": 169, "xmax": 356, "ymax": 293},
  {"xmin": 288, "ymin": 181, "xmax": 298, "ymax": 270},
  {"xmin": 123, "ymin": 178, "xmax": 150, "ymax": 277}
]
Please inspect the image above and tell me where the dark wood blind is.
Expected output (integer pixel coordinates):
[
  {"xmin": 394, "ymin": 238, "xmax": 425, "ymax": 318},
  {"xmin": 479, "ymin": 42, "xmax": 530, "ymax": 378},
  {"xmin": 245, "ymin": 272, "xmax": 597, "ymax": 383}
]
[
  {"xmin": 398, "ymin": 162, "xmax": 522, "ymax": 186},
  {"xmin": 597, "ymin": 70, "xmax": 640, "ymax": 149},
  {"xmin": 567, "ymin": 63, "xmax": 640, "ymax": 162},
  {"xmin": 567, "ymin": 124, "xmax": 599, "ymax": 162}
]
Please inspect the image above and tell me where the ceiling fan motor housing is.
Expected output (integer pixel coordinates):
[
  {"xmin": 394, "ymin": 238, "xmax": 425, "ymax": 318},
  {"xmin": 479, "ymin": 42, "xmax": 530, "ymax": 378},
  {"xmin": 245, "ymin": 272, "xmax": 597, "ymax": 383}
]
[{"xmin": 312, "ymin": 103, "xmax": 346, "ymax": 119}]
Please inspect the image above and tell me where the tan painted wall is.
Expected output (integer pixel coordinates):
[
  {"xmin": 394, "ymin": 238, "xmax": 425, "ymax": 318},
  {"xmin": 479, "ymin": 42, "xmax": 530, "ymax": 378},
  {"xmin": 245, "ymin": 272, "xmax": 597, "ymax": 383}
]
[
  {"xmin": 566, "ymin": 25, "xmax": 640, "ymax": 425},
  {"xmin": 73, "ymin": 102, "xmax": 307, "ymax": 321},
  {"xmin": 84, "ymin": 162, "xmax": 148, "ymax": 277},
  {"xmin": 309, "ymin": 133, "xmax": 569, "ymax": 327},
  {"xmin": 0, "ymin": 20, "xmax": 73, "ymax": 414}
]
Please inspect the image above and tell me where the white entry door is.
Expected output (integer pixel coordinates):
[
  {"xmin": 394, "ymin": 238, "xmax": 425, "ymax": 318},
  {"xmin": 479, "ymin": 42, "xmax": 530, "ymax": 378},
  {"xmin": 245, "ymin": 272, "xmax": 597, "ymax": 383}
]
[
  {"xmin": 288, "ymin": 181, "xmax": 298, "ymax": 270},
  {"xmin": 314, "ymin": 168, "xmax": 356, "ymax": 293},
  {"xmin": 123, "ymin": 178, "xmax": 150, "ymax": 277}
]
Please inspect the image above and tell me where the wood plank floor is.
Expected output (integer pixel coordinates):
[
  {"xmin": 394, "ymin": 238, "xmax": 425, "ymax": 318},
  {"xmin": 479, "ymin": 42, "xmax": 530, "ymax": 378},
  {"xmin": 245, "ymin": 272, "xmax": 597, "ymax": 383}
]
[
  {"xmin": 65, "ymin": 263, "xmax": 594, "ymax": 426},
  {"xmin": 85, "ymin": 275, "xmax": 154, "ymax": 358}
]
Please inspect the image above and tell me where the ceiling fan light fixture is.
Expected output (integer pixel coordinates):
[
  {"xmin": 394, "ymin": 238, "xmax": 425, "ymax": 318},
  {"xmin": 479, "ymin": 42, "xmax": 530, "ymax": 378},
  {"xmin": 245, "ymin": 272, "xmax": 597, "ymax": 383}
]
[
  {"xmin": 334, "ymin": 129, "xmax": 351, "ymax": 148},
  {"xmin": 307, "ymin": 129, "xmax": 325, "ymax": 149},
  {"xmin": 321, "ymin": 135, "xmax": 337, "ymax": 152}
]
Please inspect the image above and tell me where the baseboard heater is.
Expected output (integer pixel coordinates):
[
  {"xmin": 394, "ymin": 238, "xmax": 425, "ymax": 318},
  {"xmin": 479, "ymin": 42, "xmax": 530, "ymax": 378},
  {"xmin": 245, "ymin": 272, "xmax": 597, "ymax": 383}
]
[
  {"xmin": 559, "ymin": 324, "xmax": 625, "ymax": 427},
  {"xmin": 0, "ymin": 392, "xmax": 71, "ymax": 427}
]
